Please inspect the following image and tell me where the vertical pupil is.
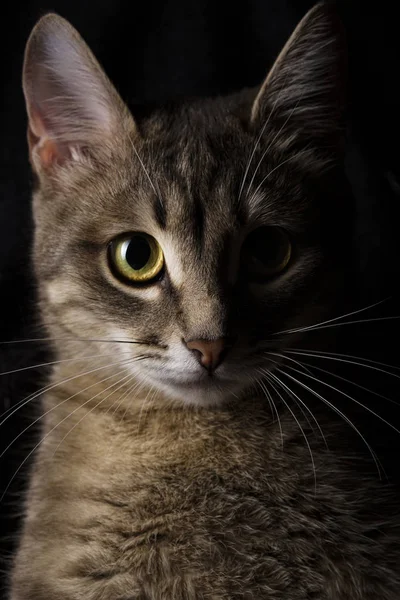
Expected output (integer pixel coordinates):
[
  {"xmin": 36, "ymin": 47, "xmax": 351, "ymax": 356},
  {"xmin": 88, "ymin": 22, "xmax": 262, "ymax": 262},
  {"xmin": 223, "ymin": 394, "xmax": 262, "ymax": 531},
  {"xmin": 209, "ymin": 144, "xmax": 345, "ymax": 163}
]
[
  {"xmin": 125, "ymin": 237, "xmax": 151, "ymax": 270},
  {"xmin": 251, "ymin": 229, "xmax": 282, "ymax": 264}
]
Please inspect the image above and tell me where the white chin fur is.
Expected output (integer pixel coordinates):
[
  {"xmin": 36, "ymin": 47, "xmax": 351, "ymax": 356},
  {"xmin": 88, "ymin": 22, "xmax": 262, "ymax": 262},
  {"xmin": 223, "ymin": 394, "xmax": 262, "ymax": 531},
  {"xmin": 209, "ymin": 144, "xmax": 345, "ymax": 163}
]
[
  {"xmin": 149, "ymin": 376, "xmax": 247, "ymax": 407},
  {"xmin": 126, "ymin": 349, "xmax": 254, "ymax": 407},
  {"xmin": 129, "ymin": 365, "xmax": 245, "ymax": 407}
]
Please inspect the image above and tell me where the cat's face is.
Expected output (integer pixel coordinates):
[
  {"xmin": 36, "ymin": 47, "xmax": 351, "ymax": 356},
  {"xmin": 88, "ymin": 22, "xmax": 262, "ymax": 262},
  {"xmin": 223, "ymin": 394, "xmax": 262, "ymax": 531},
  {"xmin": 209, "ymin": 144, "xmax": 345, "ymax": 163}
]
[{"xmin": 24, "ymin": 4, "xmax": 350, "ymax": 405}]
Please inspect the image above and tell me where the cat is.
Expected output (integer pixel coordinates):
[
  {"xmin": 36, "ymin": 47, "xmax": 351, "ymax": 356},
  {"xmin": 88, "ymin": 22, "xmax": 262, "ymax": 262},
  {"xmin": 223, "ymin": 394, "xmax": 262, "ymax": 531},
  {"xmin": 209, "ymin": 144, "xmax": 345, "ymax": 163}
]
[{"xmin": 9, "ymin": 2, "xmax": 400, "ymax": 598}]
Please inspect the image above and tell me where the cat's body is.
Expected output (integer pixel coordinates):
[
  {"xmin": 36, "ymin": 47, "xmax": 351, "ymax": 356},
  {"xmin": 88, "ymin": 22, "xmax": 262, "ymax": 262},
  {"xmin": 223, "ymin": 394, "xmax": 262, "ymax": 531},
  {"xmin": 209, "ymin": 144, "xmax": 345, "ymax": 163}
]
[
  {"xmin": 12, "ymin": 383, "xmax": 400, "ymax": 599},
  {"xmin": 9, "ymin": 3, "xmax": 400, "ymax": 598}
]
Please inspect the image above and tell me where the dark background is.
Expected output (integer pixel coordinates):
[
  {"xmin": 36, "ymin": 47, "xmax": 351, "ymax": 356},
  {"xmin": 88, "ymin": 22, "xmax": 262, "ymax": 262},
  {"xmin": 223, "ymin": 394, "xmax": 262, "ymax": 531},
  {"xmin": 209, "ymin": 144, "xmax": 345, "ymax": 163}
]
[{"xmin": 1, "ymin": 0, "xmax": 400, "ymax": 596}]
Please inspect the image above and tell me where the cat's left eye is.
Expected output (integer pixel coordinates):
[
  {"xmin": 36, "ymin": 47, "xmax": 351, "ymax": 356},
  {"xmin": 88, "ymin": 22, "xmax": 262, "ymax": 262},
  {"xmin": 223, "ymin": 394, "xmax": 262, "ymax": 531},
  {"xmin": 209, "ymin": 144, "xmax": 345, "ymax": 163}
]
[
  {"xmin": 108, "ymin": 233, "xmax": 164, "ymax": 284},
  {"xmin": 242, "ymin": 226, "xmax": 292, "ymax": 280}
]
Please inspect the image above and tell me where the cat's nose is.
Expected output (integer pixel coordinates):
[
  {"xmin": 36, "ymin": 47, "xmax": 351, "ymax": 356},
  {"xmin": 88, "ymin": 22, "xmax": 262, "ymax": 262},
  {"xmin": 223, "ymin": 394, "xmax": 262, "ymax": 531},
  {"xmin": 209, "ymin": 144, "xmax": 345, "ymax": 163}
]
[{"xmin": 186, "ymin": 338, "xmax": 226, "ymax": 372}]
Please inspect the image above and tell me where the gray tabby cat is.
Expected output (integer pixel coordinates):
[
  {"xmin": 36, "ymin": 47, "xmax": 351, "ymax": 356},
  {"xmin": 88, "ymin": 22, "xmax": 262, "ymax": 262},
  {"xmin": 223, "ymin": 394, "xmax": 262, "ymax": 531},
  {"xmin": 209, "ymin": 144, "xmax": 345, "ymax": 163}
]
[{"xmin": 10, "ymin": 2, "xmax": 400, "ymax": 598}]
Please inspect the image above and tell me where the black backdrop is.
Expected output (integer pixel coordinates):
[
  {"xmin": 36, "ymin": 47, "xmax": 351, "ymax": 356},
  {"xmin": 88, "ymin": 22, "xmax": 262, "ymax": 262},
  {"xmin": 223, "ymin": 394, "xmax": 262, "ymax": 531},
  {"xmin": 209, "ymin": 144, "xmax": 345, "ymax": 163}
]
[{"xmin": 1, "ymin": 0, "xmax": 400, "ymax": 595}]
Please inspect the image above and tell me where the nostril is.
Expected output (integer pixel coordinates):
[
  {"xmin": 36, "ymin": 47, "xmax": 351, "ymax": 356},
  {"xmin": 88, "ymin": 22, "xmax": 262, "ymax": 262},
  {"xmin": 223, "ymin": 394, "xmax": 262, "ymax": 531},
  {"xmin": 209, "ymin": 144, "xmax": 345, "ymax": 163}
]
[
  {"xmin": 190, "ymin": 347, "xmax": 205, "ymax": 365},
  {"xmin": 185, "ymin": 338, "xmax": 227, "ymax": 372}
]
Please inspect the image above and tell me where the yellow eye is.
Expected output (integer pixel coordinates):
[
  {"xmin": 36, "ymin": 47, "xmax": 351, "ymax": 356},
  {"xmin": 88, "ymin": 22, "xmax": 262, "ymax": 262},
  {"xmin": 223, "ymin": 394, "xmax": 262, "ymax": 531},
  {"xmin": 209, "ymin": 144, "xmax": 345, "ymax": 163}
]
[
  {"xmin": 108, "ymin": 233, "xmax": 164, "ymax": 284},
  {"xmin": 242, "ymin": 226, "xmax": 291, "ymax": 280}
]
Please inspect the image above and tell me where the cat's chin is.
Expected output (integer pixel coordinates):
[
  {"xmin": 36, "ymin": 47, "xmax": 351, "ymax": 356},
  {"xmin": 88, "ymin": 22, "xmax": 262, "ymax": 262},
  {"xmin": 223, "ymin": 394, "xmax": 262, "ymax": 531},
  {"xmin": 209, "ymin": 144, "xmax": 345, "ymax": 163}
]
[{"xmin": 150, "ymin": 377, "xmax": 248, "ymax": 407}]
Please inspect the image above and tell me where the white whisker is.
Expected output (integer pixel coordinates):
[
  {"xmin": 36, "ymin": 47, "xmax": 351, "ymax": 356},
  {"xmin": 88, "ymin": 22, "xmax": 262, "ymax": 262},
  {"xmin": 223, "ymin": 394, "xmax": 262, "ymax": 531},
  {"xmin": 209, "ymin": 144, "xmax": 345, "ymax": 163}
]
[
  {"xmin": 287, "ymin": 349, "xmax": 400, "ymax": 382},
  {"xmin": 128, "ymin": 137, "xmax": 162, "ymax": 206},
  {"xmin": 1, "ymin": 363, "xmax": 143, "ymax": 501},
  {"xmin": 137, "ymin": 384, "xmax": 156, "ymax": 435},
  {"xmin": 0, "ymin": 356, "xmax": 139, "ymax": 429},
  {"xmin": 107, "ymin": 377, "xmax": 137, "ymax": 417},
  {"xmin": 277, "ymin": 368, "xmax": 382, "ymax": 477},
  {"xmin": 0, "ymin": 360, "xmax": 144, "ymax": 459},
  {"xmin": 261, "ymin": 368, "xmax": 317, "ymax": 493},
  {"xmin": 249, "ymin": 154, "xmax": 302, "ymax": 205},
  {"xmin": 0, "ymin": 351, "xmax": 129, "ymax": 379},
  {"xmin": 0, "ymin": 336, "xmax": 148, "ymax": 345},
  {"xmin": 264, "ymin": 354, "xmax": 326, "ymax": 444},
  {"xmin": 265, "ymin": 351, "xmax": 313, "ymax": 376},
  {"xmin": 274, "ymin": 297, "xmax": 389, "ymax": 336},
  {"xmin": 238, "ymin": 69, "xmax": 293, "ymax": 205},
  {"xmin": 51, "ymin": 372, "xmax": 135, "ymax": 458},
  {"xmin": 139, "ymin": 387, "xmax": 159, "ymax": 437},
  {"xmin": 281, "ymin": 363, "xmax": 400, "ymax": 437},
  {"xmin": 273, "ymin": 366, "xmax": 328, "ymax": 449},
  {"xmin": 237, "ymin": 112, "xmax": 275, "ymax": 204},
  {"xmin": 257, "ymin": 378, "xmax": 284, "ymax": 449},
  {"xmin": 118, "ymin": 379, "xmax": 148, "ymax": 424},
  {"xmin": 246, "ymin": 86, "xmax": 303, "ymax": 201},
  {"xmin": 292, "ymin": 315, "xmax": 400, "ymax": 334},
  {"xmin": 293, "ymin": 357, "xmax": 400, "ymax": 408}
]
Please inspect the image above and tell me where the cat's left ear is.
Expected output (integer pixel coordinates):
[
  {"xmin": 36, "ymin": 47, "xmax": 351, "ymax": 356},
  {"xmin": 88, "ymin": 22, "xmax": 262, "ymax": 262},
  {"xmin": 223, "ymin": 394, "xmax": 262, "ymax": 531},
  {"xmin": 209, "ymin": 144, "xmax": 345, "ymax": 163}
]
[
  {"xmin": 23, "ymin": 14, "xmax": 134, "ymax": 172},
  {"xmin": 251, "ymin": 2, "xmax": 346, "ymax": 169}
]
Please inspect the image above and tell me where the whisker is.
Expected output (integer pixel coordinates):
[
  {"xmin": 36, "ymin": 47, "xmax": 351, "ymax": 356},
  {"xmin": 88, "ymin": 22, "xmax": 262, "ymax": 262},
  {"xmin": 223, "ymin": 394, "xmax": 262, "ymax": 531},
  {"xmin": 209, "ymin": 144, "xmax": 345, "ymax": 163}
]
[
  {"xmin": 289, "ymin": 347, "xmax": 400, "ymax": 373},
  {"xmin": 262, "ymin": 369, "xmax": 317, "ymax": 493},
  {"xmin": 273, "ymin": 297, "xmax": 389, "ymax": 336},
  {"xmin": 0, "ymin": 356, "xmax": 140, "ymax": 428},
  {"xmin": 271, "ymin": 366, "xmax": 328, "ymax": 449},
  {"xmin": 287, "ymin": 349, "xmax": 400, "ymax": 382},
  {"xmin": 280, "ymin": 363, "xmax": 400, "ymax": 437},
  {"xmin": 237, "ymin": 69, "xmax": 292, "ymax": 205},
  {"xmin": 101, "ymin": 378, "xmax": 139, "ymax": 429},
  {"xmin": 291, "ymin": 357, "xmax": 400, "ymax": 408},
  {"xmin": 118, "ymin": 379, "xmax": 147, "ymax": 424},
  {"xmin": 137, "ymin": 384, "xmax": 155, "ymax": 435},
  {"xmin": 0, "ymin": 366, "xmax": 131, "ymax": 459},
  {"xmin": 277, "ymin": 367, "xmax": 382, "ymax": 476},
  {"xmin": 104, "ymin": 383, "xmax": 133, "ymax": 418},
  {"xmin": 106, "ymin": 377, "xmax": 137, "ymax": 416},
  {"xmin": 137, "ymin": 385, "xmax": 159, "ymax": 436},
  {"xmin": 148, "ymin": 138, "xmax": 164, "ymax": 203},
  {"xmin": 237, "ymin": 114, "xmax": 275, "ymax": 204},
  {"xmin": 0, "ymin": 351, "xmax": 130, "ymax": 378},
  {"xmin": 289, "ymin": 315, "xmax": 400, "ymax": 334},
  {"xmin": 249, "ymin": 154, "xmax": 303, "ymax": 205},
  {"xmin": 1, "ymin": 361, "xmax": 144, "ymax": 501},
  {"xmin": 257, "ymin": 378, "xmax": 284, "ymax": 449},
  {"xmin": 246, "ymin": 93, "xmax": 303, "ymax": 201},
  {"xmin": 128, "ymin": 137, "xmax": 163, "ymax": 206},
  {"xmin": 0, "ymin": 336, "xmax": 150, "ymax": 345},
  {"xmin": 265, "ymin": 351, "xmax": 314, "ymax": 376},
  {"xmin": 51, "ymin": 372, "xmax": 135, "ymax": 458}
]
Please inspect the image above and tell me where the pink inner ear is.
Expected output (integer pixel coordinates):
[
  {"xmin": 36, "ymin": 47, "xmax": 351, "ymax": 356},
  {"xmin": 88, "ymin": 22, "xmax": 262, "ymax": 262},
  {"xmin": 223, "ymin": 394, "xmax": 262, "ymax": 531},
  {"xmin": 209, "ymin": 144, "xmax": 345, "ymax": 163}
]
[
  {"xmin": 37, "ymin": 137, "xmax": 59, "ymax": 168},
  {"xmin": 27, "ymin": 106, "xmax": 70, "ymax": 169}
]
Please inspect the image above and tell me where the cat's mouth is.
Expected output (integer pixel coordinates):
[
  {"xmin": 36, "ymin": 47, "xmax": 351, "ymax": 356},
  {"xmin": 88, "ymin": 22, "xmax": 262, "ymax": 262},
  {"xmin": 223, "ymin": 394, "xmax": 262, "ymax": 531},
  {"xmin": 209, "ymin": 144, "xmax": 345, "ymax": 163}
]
[
  {"xmin": 136, "ymin": 358, "xmax": 269, "ymax": 406},
  {"xmin": 126, "ymin": 342, "xmax": 282, "ymax": 406}
]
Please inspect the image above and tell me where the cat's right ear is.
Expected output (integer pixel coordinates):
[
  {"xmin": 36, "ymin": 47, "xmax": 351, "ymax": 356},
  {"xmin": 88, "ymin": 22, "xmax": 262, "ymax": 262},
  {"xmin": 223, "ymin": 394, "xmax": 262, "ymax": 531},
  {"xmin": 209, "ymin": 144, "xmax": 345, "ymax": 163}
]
[
  {"xmin": 23, "ymin": 14, "xmax": 133, "ymax": 173},
  {"xmin": 250, "ymin": 3, "xmax": 346, "ymax": 171}
]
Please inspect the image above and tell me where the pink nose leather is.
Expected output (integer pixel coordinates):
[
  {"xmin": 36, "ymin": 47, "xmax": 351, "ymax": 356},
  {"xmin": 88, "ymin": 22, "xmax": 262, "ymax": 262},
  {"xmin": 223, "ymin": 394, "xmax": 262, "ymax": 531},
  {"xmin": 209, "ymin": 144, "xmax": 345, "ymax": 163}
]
[{"xmin": 186, "ymin": 338, "xmax": 226, "ymax": 371}]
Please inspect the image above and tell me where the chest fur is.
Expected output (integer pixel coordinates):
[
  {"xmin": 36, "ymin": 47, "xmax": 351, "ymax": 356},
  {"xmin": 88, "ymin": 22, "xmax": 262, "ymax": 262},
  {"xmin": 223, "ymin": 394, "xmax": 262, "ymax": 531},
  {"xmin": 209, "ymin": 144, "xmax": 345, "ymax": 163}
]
[{"xmin": 11, "ymin": 399, "xmax": 400, "ymax": 600}]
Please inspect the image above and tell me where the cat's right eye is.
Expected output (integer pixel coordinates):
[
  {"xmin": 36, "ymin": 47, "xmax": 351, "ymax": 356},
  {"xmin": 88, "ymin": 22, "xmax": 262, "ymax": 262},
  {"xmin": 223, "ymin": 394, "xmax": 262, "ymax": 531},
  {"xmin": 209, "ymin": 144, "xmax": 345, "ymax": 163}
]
[
  {"xmin": 242, "ymin": 226, "xmax": 292, "ymax": 281},
  {"xmin": 108, "ymin": 233, "xmax": 164, "ymax": 284}
]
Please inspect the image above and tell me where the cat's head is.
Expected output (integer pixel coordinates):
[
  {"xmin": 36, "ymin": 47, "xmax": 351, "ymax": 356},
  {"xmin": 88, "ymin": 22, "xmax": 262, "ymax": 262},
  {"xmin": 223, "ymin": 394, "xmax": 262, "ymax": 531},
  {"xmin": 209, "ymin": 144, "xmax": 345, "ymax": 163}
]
[{"xmin": 23, "ymin": 3, "xmax": 351, "ymax": 406}]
